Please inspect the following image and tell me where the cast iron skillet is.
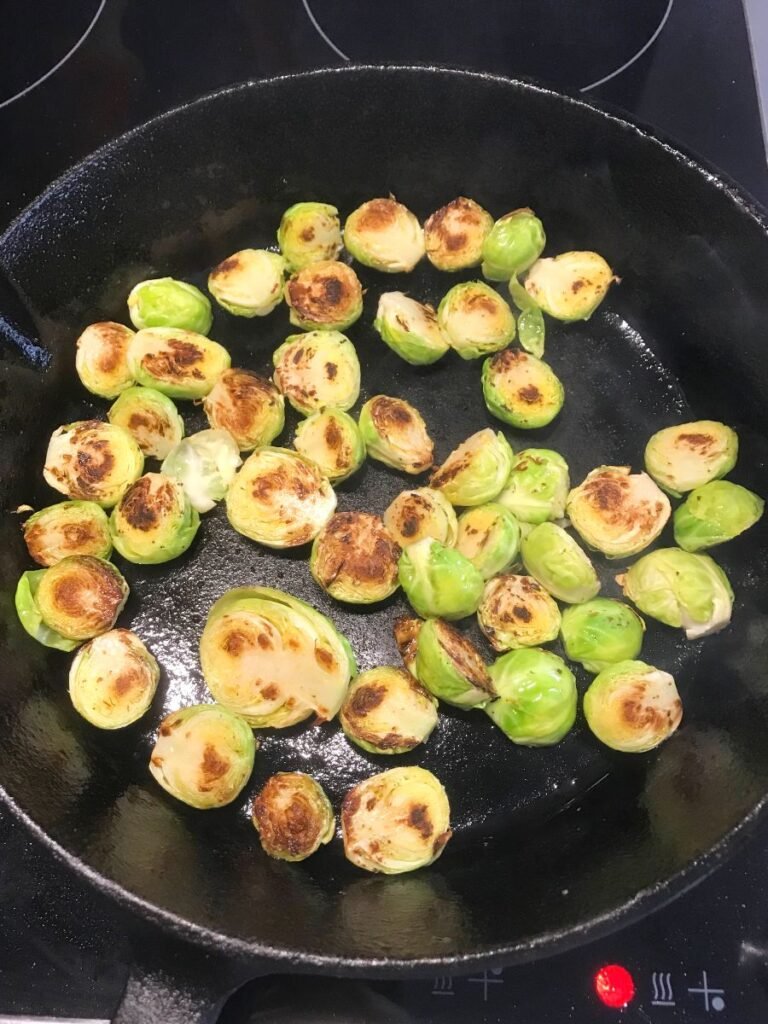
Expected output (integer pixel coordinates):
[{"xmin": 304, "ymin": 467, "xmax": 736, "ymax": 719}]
[{"xmin": 2, "ymin": 66, "xmax": 768, "ymax": 1023}]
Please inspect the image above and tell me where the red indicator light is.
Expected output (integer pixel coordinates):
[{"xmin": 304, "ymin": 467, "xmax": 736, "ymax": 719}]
[{"xmin": 594, "ymin": 964, "xmax": 636, "ymax": 1008}]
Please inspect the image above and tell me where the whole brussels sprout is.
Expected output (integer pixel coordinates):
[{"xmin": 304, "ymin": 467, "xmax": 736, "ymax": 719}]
[
  {"xmin": 344, "ymin": 197, "xmax": 425, "ymax": 273},
  {"xmin": 482, "ymin": 348, "xmax": 564, "ymax": 429},
  {"xmin": 208, "ymin": 248, "xmax": 286, "ymax": 317},
  {"xmin": 414, "ymin": 618, "xmax": 494, "ymax": 708},
  {"xmin": 521, "ymin": 522, "xmax": 600, "ymax": 604},
  {"xmin": 203, "ymin": 369, "xmax": 285, "ymax": 451},
  {"xmin": 383, "ymin": 487, "xmax": 458, "ymax": 549},
  {"xmin": 294, "ymin": 408, "xmax": 366, "ymax": 483},
  {"xmin": 108, "ymin": 386, "xmax": 184, "ymax": 460},
  {"xmin": 128, "ymin": 277, "xmax": 212, "ymax": 334},
  {"xmin": 524, "ymin": 251, "xmax": 616, "ymax": 320},
  {"xmin": 486, "ymin": 648, "xmax": 577, "ymax": 745},
  {"xmin": 359, "ymin": 396, "xmax": 434, "ymax": 475},
  {"xmin": 437, "ymin": 281, "xmax": 516, "ymax": 360},
  {"xmin": 477, "ymin": 573, "xmax": 561, "ymax": 651},
  {"xmin": 273, "ymin": 331, "xmax": 361, "ymax": 416},
  {"xmin": 310, "ymin": 512, "xmax": 401, "ymax": 604},
  {"xmin": 481, "ymin": 208, "xmax": 546, "ymax": 282},
  {"xmin": 161, "ymin": 428, "xmax": 242, "ymax": 514},
  {"xmin": 424, "ymin": 197, "xmax": 493, "ymax": 271},
  {"xmin": 44, "ymin": 420, "xmax": 144, "ymax": 508},
  {"xmin": 252, "ymin": 772, "xmax": 335, "ymax": 861},
  {"xmin": 69, "ymin": 628, "xmax": 160, "ymax": 729},
  {"xmin": 22, "ymin": 500, "xmax": 112, "ymax": 566},
  {"xmin": 430, "ymin": 428, "xmax": 513, "ymax": 507},
  {"xmin": 373, "ymin": 292, "xmax": 449, "ymax": 365},
  {"xmin": 673, "ymin": 480, "xmax": 764, "ymax": 552},
  {"xmin": 584, "ymin": 660, "xmax": 682, "ymax": 752},
  {"xmin": 644, "ymin": 420, "xmax": 739, "ymax": 497},
  {"xmin": 128, "ymin": 327, "xmax": 231, "ymax": 398},
  {"xmin": 75, "ymin": 322, "xmax": 135, "ymax": 398},
  {"xmin": 398, "ymin": 537, "xmax": 484, "ymax": 621},
  {"xmin": 456, "ymin": 503, "xmax": 520, "ymax": 579},
  {"xmin": 393, "ymin": 615, "xmax": 422, "ymax": 676},
  {"xmin": 277, "ymin": 202, "xmax": 342, "ymax": 270},
  {"xmin": 340, "ymin": 667, "xmax": 438, "ymax": 754},
  {"xmin": 560, "ymin": 598, "xmax": 645, "ymax": 673},
  {"xmin": 285, "ymin": 260, "xmax": 363, "ymax": 332},
  {"xmin": 109, "ymin": 473, "xmax": 200, "ymax": 564},
  {"xmin": 497, "ymin": 448, "xmax": 569, "ymax": 524}
]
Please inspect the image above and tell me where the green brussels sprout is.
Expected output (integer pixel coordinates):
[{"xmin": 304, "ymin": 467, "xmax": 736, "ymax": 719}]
[
  {"xmin": 202, "ymin": 369, "xmax": 285, "ymax": 451},
  {"xmin": 414, "ymin": 618, "xmax": 494, "ymax": 708},
  {"xmin": 497, "ymin": 448, "xmax": 569, "ymax": 524},
  {"xmin": 424, "ymin": 196, "xmax": 494, "ymax": 271},
  {"xmin": 486, "ymin": 648, "xmax": 577, "ymax": 745},
  {"xmin": 252, "ymin": 772, "xmax": 335, "ymax": 861},
  {"xmin": 481, "ymin": 208, "xmax": 546, "ymax": 282},
  {"xmin": 383, "ymin": 487, "xmax": 458, "ymax": 549},
  {"xmin": 341, "ymin": 766, "xmax": 451, "ymax": 874},
  {"xmin": 108, "ymin": 386, "xmax": 185, "ymax": 460},
  {"xmin": 273, "ymin": 331, "xmax": 361, "ymax": 415},
  {"xmin": 199, "ymin": 586, "xmax": 356, "ymax": 727},
  {"xmin": 340, "ymin": 667, "xmax": 438, "ymax": 754},
  {"xmin": 358, "ymin": 396, "xmax": 434, "ymax": 475},
  {"xmin": 127, "ymin": 277, "xmax": 213, "ymax": 334},
  {"xmin": 673, "ymin": 480, "xmax": 764, "ymax": 552},
  {"xmin": 44, "ymin": 420, "xmax": 144, "ymax": 508},
  {"xmin": 477, "ymin": 573, "xmax": 561, "ymax": 651},
  {"xmin": 285, "ymin": 260, "xmax": 363, "ymax": 332},
  {"xmin": 398, "ymin": 537, "xmax": 484, "ymax": 621},
  {"xmin": 482, "ymin": 348, "xmax": 564, "ymax": 429},
  {"xmin": 430, "ymin": 428, "xmax": 513, "ymax": 507},
  {"xmin": 456, "ymin": 503, "xmax": 520, "ymax": 580},
  {"xmin": 437, "ymin": 281, "xmax": 516, "ymax": 360},
  {"xmin": 373, "ymin": 292, "xmax": 449, "ymax": 365},
  {"xmin": 109, "ymin": 473, "xmax": 200, "ymax": 564},
  {"xmin": 584, "ymin": 660, "xmax": 682, "ymax": 753},
  {"xmin": 566, "ymin": 465, "xmax": 671, "ymax": 558},
  {"xmin": 521, "ymin": 522, "xmax": 600, "ymax": 604},
  {"xmin": 508, "ymin": 276, "xmax": 546, "ymax": 357},
  {"xmin": 22, "ymin": 500, "xmax": 112, "ymax": 567},
  {"xmin": 161, "ymin": 428, "xmax": 242, "ymax": 514},
  {"xmin": 277, "ymin": 202, "xmax": 342, "ymax": 270},
  {"xmin": 69, "ymin": 628, "xmax": 160, "ymax": 729},
  {"xmin": 293, "ymin": 408, "xmax": 366, "ymax": 483},
  {"xmin": 560, "ymin": 598, "xmax": 645, "ymax": 673},
  {"xmin": 393, "ymin": 615, "xmax": 422, "ymax": 676},
  {"xmin": 75, "ymin": 322, "xmax": 135, "ymax": 398},
  {"xmin": 207, "ymin": 248, "xmax": 286, "ymax": 317},
  {"xmin": 644, "ymin": 420, "xmax": 739, "ymax": 497},
  {"xmin": 149, "ymin": 704, "xmax": 257, "ymax": 809},
  {"xmin": 524, "ymin": 251, "xmax": 616, "ymax": 320},
  {"xmin": 344, "ymin": 198, "xmax": 425, "ymax": 273},
  {"xmin": 226, "ymin": 446, "xmax": 336, "ymax": 547},
  {"xmin": 619, "ymin": 547, "xmax": 733, "ymax": 639},
  {"xmin": 128, "ymin": 327, "xmax": 231, "ymax": 398},
  {"xmin": 310, "ymin": 512, "xmax": 401, "ymax": 604}
]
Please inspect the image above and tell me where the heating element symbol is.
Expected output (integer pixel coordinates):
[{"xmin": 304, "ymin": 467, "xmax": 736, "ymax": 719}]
[{"xmin": 651, "ymin": 972, "xmax": 675, "ymax": 1006}]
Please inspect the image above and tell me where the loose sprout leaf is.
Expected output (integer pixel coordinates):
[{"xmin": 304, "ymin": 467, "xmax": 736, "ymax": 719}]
[{"xmin": 517, "ymin": 307, "xmax": 545, "ymax": 358}]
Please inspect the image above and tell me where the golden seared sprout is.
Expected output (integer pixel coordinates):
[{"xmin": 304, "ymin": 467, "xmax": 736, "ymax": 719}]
[
  {"xmin": 415, "ymin": 618, "xmax": 494, "ymax": 708},
  {"xmin": 161, "ymin": 428, "xmax": 242, "ymax": 514},
  {"xmin": 44, "ymin": 420, "xmax": 144, "ymax": 508},
  {"xmin": 203, "ymin": 369, "xmax": 285, "ymax": 451},
  {"xmin": 127, "ymin": 277, "xmax": 212, "ymax": 334},
  {"xmin": 108, "ymin": 386, "xmax": 184, "ymax": 460},
  {"xmin": 393, "ymin": 615, "xmax": 422, "ymax": 675},
  {"xmin": 478, "ymin": 574, "xmax": 561, "ymax": 652},
  {"xmin": 277, "ymin": 202, "xmax": 343, "ymax": 270},
  {"xmin": 226, "ymin": 446, "xmax": 336, "ymax": 548},
  {"xmin": 482, "ymin": 348, "xmax": 564, "ymax": 429},
  {"xmin": 342, "ymin": 766, "xmax": 451, "ymax": 874},
  {"xmin": 456, "ymin": 503, "xmax": 520, "ymax": 580},
  {"xmin": 437, "ymin": 281, "xmax": 516, "ymax": 360},
  {"xmin": 644, "ymin": 420, "xmax": 739, "ymax": 497},
  {"xmin": 486, "ymin": 648, "xmax": 577, "ymax": 745},
  {"xmin": 273, "ymin": 331, "xmax": 361, "ymax": 416},
  {"xmin": 522, "ymin": 522, "xmax": 600, "ymax": 604},
  {"xmin": 293, "ymin": 408, "xmax": 365, "ymax": 483},
  {"xmin": 207, "ymin": 248, "xmax": 286, "ymax": 317},
  {"xmin": 561, "ymin": 599, "xmax": 645, "ymax": 673},
  {"xmin": 149, "ymin": 704, "xmax": 257, "ymax": 809},
  {"xmin": 424, "ymin": 196, "xmax": 493, "ymax": 272},
  {"xmin": 340, "ymin": 667, "xmax": 438, "ymax": 754},
  {"xmin": 674, "ymin": 480, "xmax": 764, "ymax": 552},
  {"xmin": 481, "ymin": 208, "xmax": 546, "ymax": 282},
  {"xmin": 373, "ymin": 292, "xmax": 449, "ymax": 366},
  {"xmin": 310, "ymin": 512, "xmax": 401, "ymax": 604},
  {"xmin": 567, "ymin": 465, "xmax": 671, "ymax": 558},
  {"xmin": 23, "ymin": 501, "xmax": 112, "ymax": 567},
  {"xmin": 69, "ymin": 628, "xmax": 160, "ymax": 729},
  {"xmin": 252, "ymin": 772, "xmax": 335, "ymax": 862},
  {"xmin": 398, "ymin": 537, "xmax": 484, "ymax": 621},
  {"xmin": 383, "ymin": 488, "xmax": 458, "ymax": 549},
  {"xmin": 584, "ymin": 660, "xmax": 682, "ymax": 753},
  {"xmin": 524, "ymin": 251, "xmax": 617, "ymax": 321},
  {"xmin": 497, "ymin": 448, "xmax": 569, "ymax": 524},
  {"xmin": 199, "ymin": 586, "xmax": 357, "ymax": 727},
  {"xmin": 128, "ymin": 327, "xmax": 231, "ymax": 399},
  {"xmin": 358, "ymin": 396, "xmax": 434, "ymax": 475},
  {"xmin": 430, "ymin": 428, "xmax": 513, "ymax": 507},
  {"xmin": 109, "ymin": 472, "xmax": 200, "ymax": 564},
  {"xmin": 344, "ymin": 197, "xmax": 425, "ymax": 273},
  {"xmin": 75, "ymin": 322, "xmax": 135, "ymax": 398},
  {"xmin": 285, "ymin": 260, "xmax": 363, "ymax": 332}
]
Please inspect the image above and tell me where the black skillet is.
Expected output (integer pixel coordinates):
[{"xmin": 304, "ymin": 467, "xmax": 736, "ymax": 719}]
[{"xmin": 2, "ymin": 66, "xmax": 768, "ymax": 1023}]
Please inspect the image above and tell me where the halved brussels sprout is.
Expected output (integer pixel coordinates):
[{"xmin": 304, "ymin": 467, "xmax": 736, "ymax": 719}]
[
  {"xmin": 393, "ymin": 615, "xmax": 422, "ymax": 676},
  {"xmin": 456, "ymin": 503, "xmax": 520, "ymax": 580},
  {"xmin": 340, "ymin": 667, "xmax": 438, "ymax": 754},
  {"xmin": 497, "ymin": 448, "xmax": 569, "ymax": 523},
  {"xmin": 521, "ymin": 522, "xmax": 600, "ymax": 604},
  {"xmin": 69, "ymin": 628, "xmax": 160, "ymax": 729},
  {"xmin": 415, "ymin": 618, "xmax": 494, "ymax": 708},
  {"xmin": 207, "ymin": 249, "xmax": 286, "ymax": 317},
  {"xmin": 294, "ymin": 408, "xmax": 366, "ymax": 483},
  {"xmin": 149, "ymin": 704, "xmax": 257, "ymax": 809},
  {"xmin": 344, "ymin": 198, "xmax": 425, "ymax": 273},
  {"xmin": 203, "ymin": 369, "xmax": 285, "ymax": 451},
  {"xmin": 524, "ymin": 251, "xmax": 616, "ymax": 320},
  {"xmin": 358, "ymin": 396, "xmax": 434, "ymax": 475},
  {"xmin": 486, "ymin": 648, "xmax": 577, "ymax": 745},
  {"xmin": 383, "ymin": 488, "xmax": 458, "ymax": 549},
  {"xmin": 566, "ymin": 465, "xmax": 671, "ymax": 558},
  {"xmin": 424, "ymin": 196, "xmax": 493, "ymax": 272},
  {"xmin": 199, "ymin": 586, "xmax": 356, "ymax": 727},
  {"xmin": 285, "ymin": 260, "xmax": 363, "ymax": 332},
  {"xmin": 673, "ymin": 480, "xmax": 764, "ymax": 552},
  {"xmin": 252, "ymin": 772, "xmax": 335, "ymax": 861},
  {"xmin": 310, "ymin": 512, "xmax": 401, "ymax": 604},
  {"xmin": 560, "ymin": 598, "xmax": 645, "ymax": 673},
  {"xmin": 482, "ymin": 348, "xmax": 564, "ymax": 429},
  {"xmin": 341, "ymin": 766, "xmax": 451, "ymax": 874},
  {"xmin": 226, "ymin": 446, "xmax": 336, "ymax": 547},
  {"xmin": 109, "ymin": 472, "xmax": 200, "ymax": 564},
  {"xmin": 23, "ymin": 500, "xmax": 112, "ymax": 566},
  {"xmin": 584, "ymin": 660, "xmax": 682, "ymax": 752},
  {"xmin": 277, "ymin": 202, "xmax": 342, "ymax": 270},
  {"xmin": 128, "ymin": 327, "xmax": 231, "ymax": 398},
  {"xmin": 430, "ymin": 428, "xmax": 513, "ymax": 507},
  {"xmin": 644, "ymin": 420, "xmax": 739, "ymax": 497},
  {"xmin": 161, "ymin": 428, "xmax": 242, "ymax": 514},
  {"xmin": 619, "ymin": 547, "xmax": 733, "ymax": 640},
  {"xmin": 477, "ymin": 573, "xmax": 561, "ymax": 651},
  {"xmin": 437, "ymin": 281, "xmax": 516, "ymax": 360},
  {"xmin": 75, "ymin": 322, "xmax": 135, "ymax": 398},
  {"xmin": 127, "ymin": 277, "xmax": 212, "ymax": 334},
  {"xmin": 44, "ymin": 420, "xmax": 144, "ymax": 508},
  {"xmin": 398, "ymin": 537, "xmax": 484, "ymax": 621},
  {"xmin": 108, "ymin": 386, "xmax": 185, "ymax": 460},
  {"xmin": 273, "ymin": 331, "xmax": 361, "ymax": 415},
  {"xmin": 481, "ymin": 208, "xmax": 546, "ymax": 282},
  {"xmin": 373, "ymin": 292, "xmax": 449, "ymax": 366}
]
